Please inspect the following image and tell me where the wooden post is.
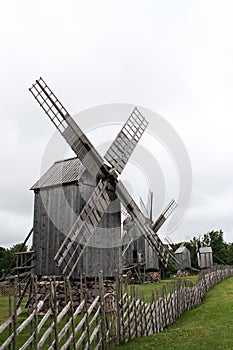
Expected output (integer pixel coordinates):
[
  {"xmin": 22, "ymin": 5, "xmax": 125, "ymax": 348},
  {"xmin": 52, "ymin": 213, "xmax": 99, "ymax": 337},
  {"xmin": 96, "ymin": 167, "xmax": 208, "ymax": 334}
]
[
  {"xmin": 13, "ymin": 276, "xmax": 17, "ymax": 350},
  {"xmin": 155, "ymin": 291, "xmax": 160, "ymax": 332},
  {"xmin": 133, "ymin": 285, "xmax": 138, "ymax": 339},
  {"xmin": 120, "ymin": 281, "xmax": 126, "ymax": 344},
  {"xmin": 80, "ymin": 274, "xmax": 83, "ymax": 350},
  {"xmin": 33, "ymin": 275, "xmax": 38, "ymax": 350},
  {"xmin": 48, "ymin": 279, "xmax": 52, "ymax": 347},
  {"xmin": 139, "ymin": 290, "xmax": 144, "ymax": 336},
  {"xmin": 127, "ymin": 286, "xmax": 131, "ymax": 340},
  {"xmin": 99, "ymin": 271, "xmax": 107, "ymax": 350},
  {"xmin": 8, "ymin": 290, "xmax": 12, "ymax": 350},
  {"xmin": 143, "ymin": 293, "xmax": 148, "ymax": 337},
  {"xmin": 66, "ymin": 277, "xmax": 77, "ymax": 349},
  {"xmin": 150, "ymin": 291, "xmax": 156, "ymax": 334},
  {"xmin": 52, "ymin": 278, "xmax": 59, "ymax": 349},
  {"xmin": 85, "ymin": 292, "xmax": 91, "ymax": 349},
  {"xmin": 29, "ymin": 275, "xmax": 33, "ymax": 350},
  {"xmin": 64, "ymin": 277, "xmax": 70, "ymax": 349},
  {"xmin": 160, "ymin": 286, "xmax": 164, "ymax": 329},
  {"xmin": 80, "ymin": 273, "xmax": 86, "ymax": 350},
  {"xmin": 115, "ymin": 275, "xmax": 121, "ymax": 346}
]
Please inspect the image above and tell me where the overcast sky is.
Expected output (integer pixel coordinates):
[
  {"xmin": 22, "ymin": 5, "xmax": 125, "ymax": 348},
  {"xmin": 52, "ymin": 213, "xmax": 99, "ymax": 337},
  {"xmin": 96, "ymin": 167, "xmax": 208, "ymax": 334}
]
[{"xmin": 1, "ymin": 0, "xmax": 233, "ymax": 248}]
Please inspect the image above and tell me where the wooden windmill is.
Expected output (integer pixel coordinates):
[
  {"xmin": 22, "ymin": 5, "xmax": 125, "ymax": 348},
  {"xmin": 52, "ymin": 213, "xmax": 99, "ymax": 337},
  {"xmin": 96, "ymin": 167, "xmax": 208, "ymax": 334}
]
[
  {"xmin": 29, "ymin": 78, "xmax": 173, "ymax": 278},
  {"xmin": 123, "ymin": 190, "xmax": 176, "ymax": 271}
]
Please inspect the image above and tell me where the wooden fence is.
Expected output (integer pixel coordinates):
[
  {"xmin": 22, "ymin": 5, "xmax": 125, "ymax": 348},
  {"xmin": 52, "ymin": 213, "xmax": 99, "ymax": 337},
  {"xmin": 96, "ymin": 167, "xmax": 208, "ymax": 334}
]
[
  {"xmin": 0, "ymin": 285, "xmax": 14, "ymax": 297},
  {"xmin": 0, "ymin": 266, "xmax": 233, "ymax": 349}
]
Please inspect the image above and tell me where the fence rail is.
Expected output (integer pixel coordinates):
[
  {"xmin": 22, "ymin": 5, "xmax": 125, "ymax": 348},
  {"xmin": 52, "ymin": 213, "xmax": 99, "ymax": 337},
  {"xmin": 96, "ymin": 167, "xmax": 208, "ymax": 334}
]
[{"xmin": 0, "ymin": 266, "xmax": 233, "ymax": 349}]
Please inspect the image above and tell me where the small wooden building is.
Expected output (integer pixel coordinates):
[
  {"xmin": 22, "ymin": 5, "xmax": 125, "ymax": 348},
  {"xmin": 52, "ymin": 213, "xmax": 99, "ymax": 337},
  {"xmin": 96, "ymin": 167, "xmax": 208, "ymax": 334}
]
[
  {"xmin": 174, "ymin": 246, "xmax": 191, "ymax": 270},
  {"xmin": 197, "ymin": 247, "xmax": 213, "ymax": 269},
  {"xmin": 31, "ymin": 157, "xmax": 122, "ymax": 278}
]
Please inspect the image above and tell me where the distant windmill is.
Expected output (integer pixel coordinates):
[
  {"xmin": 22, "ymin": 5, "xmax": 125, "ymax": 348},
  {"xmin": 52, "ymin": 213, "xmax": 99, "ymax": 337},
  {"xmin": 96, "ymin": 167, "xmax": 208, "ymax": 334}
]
[{"xmin": 123, "ymin": 189, "xmax": 177, "ymax": 271}]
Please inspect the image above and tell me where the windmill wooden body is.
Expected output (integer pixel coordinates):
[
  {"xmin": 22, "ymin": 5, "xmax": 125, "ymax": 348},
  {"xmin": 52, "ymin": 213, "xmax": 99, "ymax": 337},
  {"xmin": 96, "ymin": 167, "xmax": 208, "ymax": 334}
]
[
  {"xmin": 31, "ymin": 158, "xmax": 121, "ymax": 277},
  {"xmin": 174, "ymin": 246, "xmax": 191, "ymax": 270},
  {"xmin": 197, "ymin": 247, "xmax": 213, "ymax": 269},
  {"xmin": 123, "ymin": 194, "xmax": 176, "ymax": 271},
  {"xmin": 29, "ymin": 78, "xmax": 173, "ymax": 278}
]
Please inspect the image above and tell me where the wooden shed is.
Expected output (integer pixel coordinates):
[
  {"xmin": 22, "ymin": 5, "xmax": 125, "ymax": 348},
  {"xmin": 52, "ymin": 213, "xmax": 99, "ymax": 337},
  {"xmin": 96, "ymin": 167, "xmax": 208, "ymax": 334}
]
[
  {"xmin": 197, "ymin": 247, "xmax": 213, "ymax": 269},
  {"xmin": 31, "ymin": 157, "xmax": 122, "ymax": 278},
  {"xmin": 174, "ymin": 246, "xmax": 191, "ymax": 270}
]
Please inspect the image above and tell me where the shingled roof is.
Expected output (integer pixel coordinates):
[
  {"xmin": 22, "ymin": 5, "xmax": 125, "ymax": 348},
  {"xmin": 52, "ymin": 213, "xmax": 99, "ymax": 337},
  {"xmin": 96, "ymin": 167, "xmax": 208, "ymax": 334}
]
[
  {"xmin": 31, "ymin": 157, "xmax": 86, "ymax": 190},
  {"xmin": 199, "ymin": 246, "xmax": 212, "ymax": 253},
  {"xmin": 174, "ymin": 246, "xmax": 188, "ymax": 254}
]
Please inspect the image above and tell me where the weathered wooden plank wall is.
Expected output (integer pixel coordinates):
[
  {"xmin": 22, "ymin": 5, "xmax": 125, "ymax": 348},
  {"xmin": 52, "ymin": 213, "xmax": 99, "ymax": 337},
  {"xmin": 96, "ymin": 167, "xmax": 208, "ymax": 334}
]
[
  {"xmin": 32, "ymin": 171, "xmax": 122, "ymax": 277},
  {"xmin": 124, "ymin": 235, "xmax": 159, "ymax": 270}
]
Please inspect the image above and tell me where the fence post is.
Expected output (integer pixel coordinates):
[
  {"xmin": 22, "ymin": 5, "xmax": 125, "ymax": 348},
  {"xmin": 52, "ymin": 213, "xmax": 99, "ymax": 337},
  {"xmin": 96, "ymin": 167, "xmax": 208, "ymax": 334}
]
[
  {"xmin": 63, "ymin": 276, "xmax": 70, "ymax": 348},
  {"xmin": 66, "ymin": 277, "xmax": 77, "ymax": 349},
  {"xmin": 80, "ymin": 273, "xmax": 86, "ymax": 350},
  {"xmin": 8, "ymin": 289, "xmax": 12, "ymax": 350},
  {"xmin": 13, "ymin": 276, "xmax": 17, "ymax": 350},
  {"xmin": 150, "ymin": 291, "xmax": 156, "ymax": 334},
  {"xmin": 51, "ymin": 278, "xmax": 59, "ymax": 350},
  {"xmin": 139, "ymin": 290, "xmax": 144, "ymax": 336},
  {"xmin": 33, "ymin": 275, "xmax": 38, "ymax": 350},
  {"xmin": 133, "ymin": 285, "xmax": 138, "ymax": 339},
  {"xmin": 99, "ymin": 271, "xmax": 107, "ymax": 350},
  {"xmin": 115, "ymin": 275, "xmax": 121, "ymax": 346}
]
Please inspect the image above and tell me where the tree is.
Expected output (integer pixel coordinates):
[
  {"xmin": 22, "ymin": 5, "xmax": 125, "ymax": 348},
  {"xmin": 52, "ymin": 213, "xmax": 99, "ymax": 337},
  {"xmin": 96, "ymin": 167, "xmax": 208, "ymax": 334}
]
[
  {"xmin": 225, "ymin": 243, "xmax": 233, "ymax": 265},
  {"xmin": 185, "ymin": 236, "xmax": 201, "ymax": 268},
  {"xmin": 201, "ymin": 230, "xmax": 228, "ymax": 264},
  {"xmin": 0, "ymin": 243, "xmax": 27, "ymax": 278}
]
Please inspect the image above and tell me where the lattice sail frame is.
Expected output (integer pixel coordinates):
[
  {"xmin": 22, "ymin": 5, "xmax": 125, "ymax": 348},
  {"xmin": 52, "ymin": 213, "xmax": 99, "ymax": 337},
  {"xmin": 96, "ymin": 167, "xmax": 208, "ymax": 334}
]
[
  {"xmin": 152, "ymin": 199, "xmax": 177, "ymax": 232},
  {"xmin": 29, "ymin": 78, "xmax": 104, "ymax": 176},
  {"xmin": 104, "ymin": 107, "xmax": 148, "ymax": 174},
  {"xmin": 54, "ymin": 181, "xmax": 110, "ymax": 277}
]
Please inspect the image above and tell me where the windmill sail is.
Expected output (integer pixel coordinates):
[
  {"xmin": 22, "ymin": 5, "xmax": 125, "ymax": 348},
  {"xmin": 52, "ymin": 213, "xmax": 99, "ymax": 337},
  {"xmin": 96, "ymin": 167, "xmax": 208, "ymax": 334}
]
[
  {"xmin": 139, "ymin": 197, "xmax": 148, "ymax": 217},
  {"xmin": 54, "ymin": 181, "xmax": 110, "ymax": 277},
  {"xmin": 29, "ymin": 78, "xmax": 105, "ymax": 177},
  {"xmin": 104, "ymin": 107, "xmax": 148, "ymax": 174},
  {"xmin": 152, "ymin": 199, "xmax": 177, "ymax": 232}
]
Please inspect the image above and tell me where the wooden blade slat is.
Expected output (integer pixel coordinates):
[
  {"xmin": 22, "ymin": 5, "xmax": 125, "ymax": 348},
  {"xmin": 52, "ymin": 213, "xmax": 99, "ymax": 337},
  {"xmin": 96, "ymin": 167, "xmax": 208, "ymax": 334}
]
[
  {"xmin": 54, "ymin": 181, "xmax": 110, "ymax": 276},
  {"xmin": 152, "ymin": 199, "xmax": 177, "ymax": 232},
  {"xmin": 104, "ymin": 107, "xmax": 148, "ymax": 174},
  {"xmin": 29, "ymin": 78, "xmax": 105, "ymax": 177}
]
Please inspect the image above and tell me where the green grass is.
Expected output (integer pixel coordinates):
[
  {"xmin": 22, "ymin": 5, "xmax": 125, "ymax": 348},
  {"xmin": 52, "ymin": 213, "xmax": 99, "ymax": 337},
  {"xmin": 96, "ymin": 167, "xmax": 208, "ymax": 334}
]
[
  {"xmin": 115, "ymin": 277, "xmax": 233, "ymax": 350},
  {"xmin": 127, "ymin": 275, "xmax": 198, "ymax": 300},
  {"xmin": 0, "ymin": 296, "xmax": 11, "ymax": 324}
]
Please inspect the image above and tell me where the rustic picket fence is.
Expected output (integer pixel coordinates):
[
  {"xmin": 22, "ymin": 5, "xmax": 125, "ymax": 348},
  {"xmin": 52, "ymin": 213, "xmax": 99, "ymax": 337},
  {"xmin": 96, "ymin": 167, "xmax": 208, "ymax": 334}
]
[{"xmin": 0, "ymin": 266, "xmax": 233, "ymax": 350}]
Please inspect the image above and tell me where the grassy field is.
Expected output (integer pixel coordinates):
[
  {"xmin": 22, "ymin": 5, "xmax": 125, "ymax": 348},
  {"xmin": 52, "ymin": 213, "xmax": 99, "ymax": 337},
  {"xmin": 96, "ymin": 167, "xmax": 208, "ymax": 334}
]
[
  {"xmin": 115, "ymin": 277, "xmax": 233, "ymax": 350},
  {"xmin": 0, "ymin": 295, "xmax": 29, "ymax": 325},
  {"xmin": 0, "ymin": 296, "xmax": 11, "ymax": 324},
  {"xmin": 131, "ymin": 275, "xmax": 198, "ymax": 299}
]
